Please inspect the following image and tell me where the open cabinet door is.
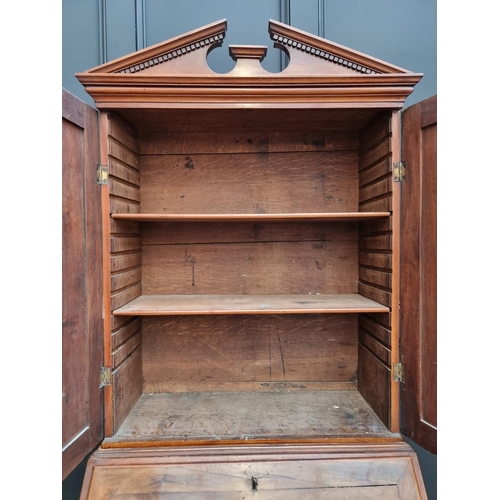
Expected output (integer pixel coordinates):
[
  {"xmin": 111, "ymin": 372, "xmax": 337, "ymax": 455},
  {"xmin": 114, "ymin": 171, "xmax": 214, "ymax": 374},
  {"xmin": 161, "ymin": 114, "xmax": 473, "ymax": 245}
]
[
  {"xmin": 400, "ymin": 95, "xmax": 437, "ymax": 455},
  {"xmin": 62, "ymin": 88, "xmax": 104, "ymax": 479}
]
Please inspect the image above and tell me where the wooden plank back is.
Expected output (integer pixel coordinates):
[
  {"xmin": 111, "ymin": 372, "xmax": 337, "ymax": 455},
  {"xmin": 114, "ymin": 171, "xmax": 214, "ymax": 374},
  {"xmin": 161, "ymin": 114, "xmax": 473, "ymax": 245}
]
[
  {"xmin": 142, "ymin": 314, "xmax": 358, "ymax": 392},
  {"xmin": 140, "ymin": 150, "xmax": 359, "ymax": 214},
  {"xmin": 142, "ymin": 223, "xmax": 358, "ymax": 295}
]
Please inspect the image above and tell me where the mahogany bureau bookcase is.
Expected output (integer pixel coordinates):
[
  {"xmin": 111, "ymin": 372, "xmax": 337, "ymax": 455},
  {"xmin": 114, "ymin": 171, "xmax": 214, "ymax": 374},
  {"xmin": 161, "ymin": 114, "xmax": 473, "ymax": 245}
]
[{"xmin": 62, "ymin": 18, "xmax": 437, "ymax": 499}]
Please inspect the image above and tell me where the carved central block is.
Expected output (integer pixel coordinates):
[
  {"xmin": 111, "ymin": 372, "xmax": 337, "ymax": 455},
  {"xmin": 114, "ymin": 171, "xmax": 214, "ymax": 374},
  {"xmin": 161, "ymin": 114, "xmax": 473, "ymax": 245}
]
[
  {"xmin": 229, "ymin": 45, "xmax": 268, "ymax": 61},
  {"xmin": 227, "ymin": 45, "xmax": 269, "ymax": 75}
]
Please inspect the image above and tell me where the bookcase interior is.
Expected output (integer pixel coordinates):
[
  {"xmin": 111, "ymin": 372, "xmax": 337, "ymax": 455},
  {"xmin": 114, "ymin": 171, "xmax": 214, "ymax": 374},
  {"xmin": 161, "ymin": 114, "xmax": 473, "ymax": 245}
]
[{"xmin": 103, "ymin": 107, "xmax": 396, "ymax": 446}]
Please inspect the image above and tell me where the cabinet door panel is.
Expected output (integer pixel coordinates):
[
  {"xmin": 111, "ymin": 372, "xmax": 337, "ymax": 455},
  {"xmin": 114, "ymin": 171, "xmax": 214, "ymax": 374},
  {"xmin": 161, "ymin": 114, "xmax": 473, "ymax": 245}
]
[
  {"xmin": 62, "ymin": 88, "xmax": 104, "ymax": 479},
  {"xmin": 400, "ymin": 95, "xmax": 437, "ymax": 455}
]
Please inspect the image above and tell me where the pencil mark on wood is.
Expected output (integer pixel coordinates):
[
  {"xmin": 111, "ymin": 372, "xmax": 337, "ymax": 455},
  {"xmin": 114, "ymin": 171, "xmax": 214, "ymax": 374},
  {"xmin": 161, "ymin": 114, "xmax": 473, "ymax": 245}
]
[
  {"xmin": 251, "ymin": 476, "xmax": 258, "ymax": 491},
  {"xmin": 277, "ymin": 332, "xmax": 286, "ymax": 381},
  {"xmin": 252, "ymin": 222, "xmax": 264, "ymax": 239},
  {"xmin": 312, "ymin": 138, "xmax": 326, "ymax": 148},
  {"xmin": 253, "ymin": 204, "xmax": 268, "ymax": 214},
  {"xmin": 193, "ymin": 334, "xmax": 226, "ymax": 358},
  {"xmin": 184, "ymin": 157, "xmax": 195, "ymax": 169},
  {"xmin": 303, "ymin": 135, "xmax": 326, "ymax": 148},
  {"xmin": 160, "ymin": 417, "xmax": 174, "ymax": 431},
  {"xmin": 312, "ymin": 242, "xmax": 324, "ymax": 249},
  {"xmin": 269, "ymin": 330, "xmax": 272, "ymax": 379}
]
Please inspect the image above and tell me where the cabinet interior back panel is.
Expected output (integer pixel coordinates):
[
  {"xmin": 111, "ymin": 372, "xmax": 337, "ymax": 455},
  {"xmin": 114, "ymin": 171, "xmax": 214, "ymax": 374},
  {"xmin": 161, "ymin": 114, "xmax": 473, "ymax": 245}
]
[
  {"xmin": 141, "ymin": 222, "xmax": 358, "ymax": 295},
  {"xmin": 140, "ymin": 151, "xmax": 358, "ymax": 214},
  {"xmin": 139, "ymin": 129, "xmax": 359, "ymax": 215},
  {"xmin": 142, "ymin": 314, "xmax": 358, "ymax": 393}
]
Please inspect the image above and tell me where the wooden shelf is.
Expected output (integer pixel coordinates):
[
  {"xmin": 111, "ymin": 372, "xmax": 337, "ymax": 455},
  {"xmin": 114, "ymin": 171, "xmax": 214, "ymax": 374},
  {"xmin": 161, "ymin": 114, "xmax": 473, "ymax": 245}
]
[
  {"xmin": 111, "ymin": 212, "xmax": 390, "ymax": 223},
  {"xmin": 113, "ymin": 294, "xmax": 389, "ymax": 316}
]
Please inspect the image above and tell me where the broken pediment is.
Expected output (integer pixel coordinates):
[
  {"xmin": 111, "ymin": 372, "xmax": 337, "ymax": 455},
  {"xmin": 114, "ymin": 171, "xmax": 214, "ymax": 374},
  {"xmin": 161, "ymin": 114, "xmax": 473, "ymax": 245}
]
[{"xmin": 76, "ymin": 19, "xmax": 422, "ymax": 108}]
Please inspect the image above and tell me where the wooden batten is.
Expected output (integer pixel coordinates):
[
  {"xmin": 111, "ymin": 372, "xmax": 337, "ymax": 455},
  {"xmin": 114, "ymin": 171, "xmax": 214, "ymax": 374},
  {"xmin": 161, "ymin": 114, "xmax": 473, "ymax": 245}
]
[
  {"xmin": 103, "ymin": 113, "xmax": 144, "ymax": 435},
  {"xmin": 357, "ymin": 110, "xmax": 395, "ymax": 429}
]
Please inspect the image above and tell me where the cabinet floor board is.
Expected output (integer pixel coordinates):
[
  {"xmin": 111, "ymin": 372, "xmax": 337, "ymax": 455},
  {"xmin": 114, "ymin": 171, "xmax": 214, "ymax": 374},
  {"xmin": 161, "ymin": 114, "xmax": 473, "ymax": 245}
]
[{"xmin": 104, "ymin": 390, "xmax": 398, "ymax": 447}]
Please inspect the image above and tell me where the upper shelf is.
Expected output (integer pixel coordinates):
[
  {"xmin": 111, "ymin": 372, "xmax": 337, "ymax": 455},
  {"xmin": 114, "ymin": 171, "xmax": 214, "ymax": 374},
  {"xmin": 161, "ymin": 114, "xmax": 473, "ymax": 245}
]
[
  {"xmin": 111, "ymin": 212, "xmax": 390, "ymax": 223},
  {"xmin": 113, "ymin": 294, "xmax": 389, "ymax": 316}
]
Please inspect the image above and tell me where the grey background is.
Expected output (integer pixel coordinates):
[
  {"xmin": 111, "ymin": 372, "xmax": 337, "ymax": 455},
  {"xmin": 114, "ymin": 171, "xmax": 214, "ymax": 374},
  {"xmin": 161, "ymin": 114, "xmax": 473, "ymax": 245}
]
[{"xmin": 62, "ymin": 1, "xmax": 437, "ymax": 498}]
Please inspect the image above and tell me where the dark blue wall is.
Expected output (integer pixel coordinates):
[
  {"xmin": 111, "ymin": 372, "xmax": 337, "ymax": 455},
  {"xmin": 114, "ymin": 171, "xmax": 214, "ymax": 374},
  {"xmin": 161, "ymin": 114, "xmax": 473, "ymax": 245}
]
[{"xmin": 63, "ymin": 0, "xmax": 436, "ymax": 108}]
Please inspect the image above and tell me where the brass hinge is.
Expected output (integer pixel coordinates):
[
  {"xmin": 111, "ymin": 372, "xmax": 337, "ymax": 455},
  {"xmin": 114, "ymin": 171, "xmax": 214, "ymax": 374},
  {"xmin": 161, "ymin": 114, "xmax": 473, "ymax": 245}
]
[
  {"xmin": 393, "ymin": 362, "xmax": 405, "ymax": 383},
  {"xmin": 393, "ymin": 162, "xmax": 406, "ymax": 182},
  {"xmin": 97, "ymin": 165, "xmax": 108, "ymax": 185},
  {"xmin": 100, "ymin": 367, "xmax": 111, "ymax": 388}
]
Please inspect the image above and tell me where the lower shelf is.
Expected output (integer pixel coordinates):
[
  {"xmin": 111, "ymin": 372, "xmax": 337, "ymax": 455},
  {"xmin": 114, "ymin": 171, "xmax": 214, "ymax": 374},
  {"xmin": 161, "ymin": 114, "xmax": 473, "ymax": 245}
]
[
  {"xmin": 113, "ymin": 293, "xmax": 389, "ymax": 316},
  {"xmin": 104, "ymin": 389, "xmax": 399, "ymax": 447}
]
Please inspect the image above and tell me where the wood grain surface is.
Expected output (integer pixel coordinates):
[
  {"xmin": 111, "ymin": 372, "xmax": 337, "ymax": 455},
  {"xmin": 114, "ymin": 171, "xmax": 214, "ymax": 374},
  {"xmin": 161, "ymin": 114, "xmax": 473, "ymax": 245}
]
[
  {"xmin": 141, "ymin": 240, "xmax": 357, "ymax": 295},
  {"xmin": 114, "ymin": 108, "xmax": 383, "ymax": 135},
  {"xmin": 62, "ymin": 89, "xmax": 103, "ymax": 479},
  {"xmin": 106, "ymin": 115, "xmax": 143, "ymax": 434},
  {"xmin": 113, "ymin": 294, "xmax": 389, "ymax": 315},
  {"xmin": 142, "ymin": 314, "xmax": 358, "ymax": 392},
  {"xmin": 400, "ymin": 95, "xmax": 437, "ymax": 454},
  {"xmin": 357, "ymin": 111, "xmax": 394, "ymax": 430},
  {"xmin": 112, "ymin": 212, "xmax": 389, "ymax": 222},
  {"xmin": 81, "ymin": 441, "xmax": 427, "ymax": 499},
  {"xmin": 140, "ymin": 150, "xmax": 359, "ymax": 214},
  {"xmin": 105, "ymin": 390, "xmax": 396, "ymax": 445}
]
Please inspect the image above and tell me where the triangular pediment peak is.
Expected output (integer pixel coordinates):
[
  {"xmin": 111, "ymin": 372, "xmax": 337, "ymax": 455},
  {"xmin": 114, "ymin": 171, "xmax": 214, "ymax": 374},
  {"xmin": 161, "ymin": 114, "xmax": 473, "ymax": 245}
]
[
  {"xmin": 83, "ymin": 19, "xmax": 227, "ymax": 75},
  {"xmin": 269, "ymin": 19, "xmax": 411, "ymax": 75}
]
